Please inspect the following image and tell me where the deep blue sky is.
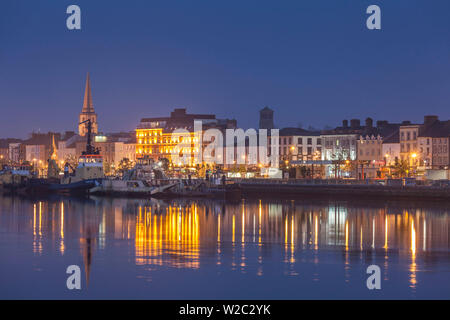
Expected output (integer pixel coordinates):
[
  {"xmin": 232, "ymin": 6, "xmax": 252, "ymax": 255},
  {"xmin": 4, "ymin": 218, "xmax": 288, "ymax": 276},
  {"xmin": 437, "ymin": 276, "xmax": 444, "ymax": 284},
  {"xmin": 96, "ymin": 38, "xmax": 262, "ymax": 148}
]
[{"xmin": 1, "ymin": 0, "xmax": 450, "ymax": 138}]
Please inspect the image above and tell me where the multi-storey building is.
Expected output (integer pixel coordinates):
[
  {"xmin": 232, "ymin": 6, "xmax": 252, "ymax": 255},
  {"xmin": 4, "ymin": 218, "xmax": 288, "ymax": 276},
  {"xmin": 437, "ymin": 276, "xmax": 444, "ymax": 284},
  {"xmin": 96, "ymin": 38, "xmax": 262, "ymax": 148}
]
[
  {"xmin": 321, "ymin": 118, "xmax": 400, "ymax": 178},
  {"xmin": 0, "ymin": 139, "xmax": 22, "ymax": 164},
  {"xmin": 417, "ymin": 117, "xmax": 450, "ymax": 170},
  {"xmin": 0, "ymin": 141, "xmax": 8, "ymax": 163},
  {"xmin": 8, "ymin": 142, "xmax": 21, "ymax": 163},
  {"xmin": 357, "ymin": 134, "xmax": 384, "ymax": 178},
  {"xmin": 136, "ymin": 108, "xmax": 236, "ymax": 166},
  {"xmin": 20, "ymin": 132, "xmax": 61, "ymax": 166},
  {"xmin": 399, "ymin": 122, "xmax": 420, "ymax": 166},
  {"xmin": 278, "ymin": 127, "xmax": 321, "ymax": 162},
  {"xmin": 94, "ymin": 133, "xmax": 136, "ymax": 171},
  {"xmin": 382, "ymin": 130, "xmax": 400, "ymax": 167}
]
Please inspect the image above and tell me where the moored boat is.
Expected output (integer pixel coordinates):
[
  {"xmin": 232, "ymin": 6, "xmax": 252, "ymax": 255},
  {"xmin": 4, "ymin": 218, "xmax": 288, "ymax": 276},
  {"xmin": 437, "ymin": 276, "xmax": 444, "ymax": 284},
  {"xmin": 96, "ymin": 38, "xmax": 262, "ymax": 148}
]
[{"xmin": 89, "ymin": 178, "xmax": 175, "ymax": 197}]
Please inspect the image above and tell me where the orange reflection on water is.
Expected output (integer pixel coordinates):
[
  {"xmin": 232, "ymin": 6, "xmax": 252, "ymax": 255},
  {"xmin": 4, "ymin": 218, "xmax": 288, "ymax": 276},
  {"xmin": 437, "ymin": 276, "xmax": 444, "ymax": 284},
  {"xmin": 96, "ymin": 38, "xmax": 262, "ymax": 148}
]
[
  {"xmin": 135, "ymin": 205, "xmax": 200, "ymax": 268},
  {"xmin": 3, "ymin": 197, "xmax": 446, "ymax": 286},
  {"xmin": 60, "ymin": 201, "xmax": 65, "ymax": 255},
  {"xmin": 410, "ymin": 219, "xmax": 417, "ymax": 289}
]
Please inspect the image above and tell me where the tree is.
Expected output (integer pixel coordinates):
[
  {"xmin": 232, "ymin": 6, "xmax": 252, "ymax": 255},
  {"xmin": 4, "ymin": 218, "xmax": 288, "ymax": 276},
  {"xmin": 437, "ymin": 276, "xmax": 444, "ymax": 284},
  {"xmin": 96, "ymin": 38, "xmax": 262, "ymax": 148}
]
[
  {"xmin": 103, "ymin": 162, "xmax": 112, "ymax": 176},
  {"xmin": 392, "ymin": 159, "xmax": 409, "ymax": 178},
  {"xmin": 117, "ymin": 158, "xmax": 133, "ymax": 176}
]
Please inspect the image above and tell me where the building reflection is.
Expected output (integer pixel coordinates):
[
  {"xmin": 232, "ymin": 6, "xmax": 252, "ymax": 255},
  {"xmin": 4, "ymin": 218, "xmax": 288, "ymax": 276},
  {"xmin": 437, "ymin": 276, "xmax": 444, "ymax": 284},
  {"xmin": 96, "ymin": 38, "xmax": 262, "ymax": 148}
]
[{"xmin": 0, "ymin": 196, "xmax": 449, "ymax": 288}]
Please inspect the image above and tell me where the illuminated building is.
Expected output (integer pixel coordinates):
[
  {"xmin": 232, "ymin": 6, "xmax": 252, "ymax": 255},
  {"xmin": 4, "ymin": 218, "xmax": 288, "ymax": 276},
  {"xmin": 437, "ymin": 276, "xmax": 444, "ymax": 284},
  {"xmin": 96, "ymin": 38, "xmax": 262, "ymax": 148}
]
[
  {"xmin": 93, "ymin": 133, "xmax": 136, "ymax": 171},
  {"xmin": 399, "ymin": 122, "xmax": 420, "ymax": 166},
  {"xmin": 136, "ymin": 108, "xmax": 236, "ymax": 166},
  {"xmin": 279, "ymin": 127, "xmax": 322, "ymax": 162}
]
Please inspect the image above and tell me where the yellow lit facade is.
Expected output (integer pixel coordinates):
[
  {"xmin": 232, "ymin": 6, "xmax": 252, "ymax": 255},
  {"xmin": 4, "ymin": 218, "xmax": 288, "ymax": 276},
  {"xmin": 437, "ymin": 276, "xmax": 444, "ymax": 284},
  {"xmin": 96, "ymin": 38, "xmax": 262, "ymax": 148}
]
[{"xmin": 136, "ymin": 128, "xmax": 201, "ymax": 166}]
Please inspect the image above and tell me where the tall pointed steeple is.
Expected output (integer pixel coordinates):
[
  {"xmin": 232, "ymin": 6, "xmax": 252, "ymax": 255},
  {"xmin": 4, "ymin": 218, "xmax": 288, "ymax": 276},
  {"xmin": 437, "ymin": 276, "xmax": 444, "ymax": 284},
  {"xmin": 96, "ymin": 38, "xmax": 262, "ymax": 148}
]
[
  {"xmin": 82, "ymin": 72, "xmax": 94, "ymax": 113},
  {"xmin": 78, "ymin": 73, "xmax": 98, "ymax": 136}
]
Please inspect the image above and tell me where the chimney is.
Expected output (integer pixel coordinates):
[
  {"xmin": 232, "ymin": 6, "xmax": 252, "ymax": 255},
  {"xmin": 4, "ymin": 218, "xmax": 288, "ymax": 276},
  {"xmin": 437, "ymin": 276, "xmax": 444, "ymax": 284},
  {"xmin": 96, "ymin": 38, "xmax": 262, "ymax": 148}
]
[
  {"xmin": 424, "ymin": 115, "xmax": 438, "ymax": 126},
  {"xmin": 376, "ymin": 120, "xmax": 388, "ymax": 127},
  {"xmin": 350, "ymin": 119, "xmax": 360, "ymax": 128},
  {"xmin": 365, "ymin": 117, "xmax": 373, "ymax": 128},
  {"xmin": 342, "ymin": 120, "xmax": 348, "ymax": 128}
]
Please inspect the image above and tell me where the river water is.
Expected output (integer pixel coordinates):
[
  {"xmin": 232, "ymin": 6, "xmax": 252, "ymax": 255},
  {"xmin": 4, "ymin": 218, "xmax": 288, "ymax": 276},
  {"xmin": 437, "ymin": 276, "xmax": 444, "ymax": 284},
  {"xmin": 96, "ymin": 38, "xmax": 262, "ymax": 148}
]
[{"xmin": 0, "ymin": 195, "xmax": 449, "ymax": 299}]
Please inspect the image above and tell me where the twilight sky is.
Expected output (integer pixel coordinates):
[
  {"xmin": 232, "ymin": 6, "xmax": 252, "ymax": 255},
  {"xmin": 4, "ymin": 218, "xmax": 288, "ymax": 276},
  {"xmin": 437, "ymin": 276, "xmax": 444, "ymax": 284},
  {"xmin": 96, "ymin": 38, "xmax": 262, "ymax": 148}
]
[{"xmin": 1, "ymin": 0, "xmax": 450, "ymax": 138}]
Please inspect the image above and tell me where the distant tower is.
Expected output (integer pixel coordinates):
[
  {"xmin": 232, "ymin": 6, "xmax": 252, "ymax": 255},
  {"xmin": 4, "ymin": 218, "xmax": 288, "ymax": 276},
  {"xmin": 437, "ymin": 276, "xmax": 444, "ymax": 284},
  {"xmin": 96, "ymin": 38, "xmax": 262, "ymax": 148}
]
[
  {"xmin": 259, "ymin": 106, "xmax": 274, "ymax": 130},
  {"xmin": 78, "ymin": 73, "xmax": 98, "ymax": 136},
  {"xmin": 50, "ymin": 134, "xmax": 58, "ymax": 160},
  {"xmin": 47, "ymin": 134, "xmax": 60, "ymax": 179}
]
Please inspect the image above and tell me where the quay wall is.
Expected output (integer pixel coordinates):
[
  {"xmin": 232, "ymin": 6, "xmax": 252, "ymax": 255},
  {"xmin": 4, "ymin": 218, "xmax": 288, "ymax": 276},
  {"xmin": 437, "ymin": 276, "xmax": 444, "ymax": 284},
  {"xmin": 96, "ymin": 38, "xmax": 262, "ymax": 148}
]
[{"xmin": 238, "ymin": 182, "xmax": 450, "ymax": 200}]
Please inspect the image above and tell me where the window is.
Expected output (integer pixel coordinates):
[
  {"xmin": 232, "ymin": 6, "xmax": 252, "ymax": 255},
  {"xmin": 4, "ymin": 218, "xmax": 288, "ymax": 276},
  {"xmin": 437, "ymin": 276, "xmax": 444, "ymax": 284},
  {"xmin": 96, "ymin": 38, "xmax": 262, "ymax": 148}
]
[
  {"xmin": 317, "ymin": 138, "xmax": 321, "ymax": 145},
  {"xmin": 307, "ymin": 138, "xmax": 312, "ymax": 145},
  {"xmin": 298, "ymin": 137, "xmax": 302, "ymax": 145},
  {"xmin": 307, "ymin": 147, "xmax": 312, "ymax": 155},
  {"xmin": 407, "ymin": 132, "xmax": 410, "ymax": 140}
]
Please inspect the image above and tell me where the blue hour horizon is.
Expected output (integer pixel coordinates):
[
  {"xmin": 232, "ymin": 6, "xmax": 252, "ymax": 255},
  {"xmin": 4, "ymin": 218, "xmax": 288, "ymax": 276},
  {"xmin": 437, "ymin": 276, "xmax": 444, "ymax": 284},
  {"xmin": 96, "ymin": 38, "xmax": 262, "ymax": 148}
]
[{"xmin": 2, "ymin": 0, "xmax": 450, "ymax": 138}]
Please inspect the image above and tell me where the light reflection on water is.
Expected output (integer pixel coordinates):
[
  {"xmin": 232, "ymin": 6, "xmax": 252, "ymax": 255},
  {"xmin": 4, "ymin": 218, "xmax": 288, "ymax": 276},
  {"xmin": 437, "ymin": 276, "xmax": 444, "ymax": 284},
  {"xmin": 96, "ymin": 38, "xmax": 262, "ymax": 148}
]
[{"xmin": 0, "ymin": 195, "xmax": 449, "ymax": 299}]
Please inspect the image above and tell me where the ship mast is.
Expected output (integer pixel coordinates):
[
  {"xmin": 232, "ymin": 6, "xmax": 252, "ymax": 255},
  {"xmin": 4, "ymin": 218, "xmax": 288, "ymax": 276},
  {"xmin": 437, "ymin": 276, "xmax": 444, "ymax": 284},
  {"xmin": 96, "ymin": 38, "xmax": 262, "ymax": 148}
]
[{"xmin": 79, "ymin": 119, "xmax": 99, "ymax": 155}]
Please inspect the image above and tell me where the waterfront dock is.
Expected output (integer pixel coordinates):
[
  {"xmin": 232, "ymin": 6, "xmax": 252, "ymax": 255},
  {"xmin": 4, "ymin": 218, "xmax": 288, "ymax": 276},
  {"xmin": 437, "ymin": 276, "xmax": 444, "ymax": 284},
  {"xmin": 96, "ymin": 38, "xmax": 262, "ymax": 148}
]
[{"xmin": 235, "ymin": 179, "xmax": 450, "ymax": 200}]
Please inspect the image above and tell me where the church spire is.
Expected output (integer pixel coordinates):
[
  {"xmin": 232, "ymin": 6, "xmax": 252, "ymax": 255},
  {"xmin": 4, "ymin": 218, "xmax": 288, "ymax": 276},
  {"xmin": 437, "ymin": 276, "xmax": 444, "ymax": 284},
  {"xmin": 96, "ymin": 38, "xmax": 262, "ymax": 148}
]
[
  {"xmin": 82, "ymin": 72, "xmax": 94, "ymax": 113},
  {"xmin": 78, "ymin": 73, "xmax": 98, "ymax": 136}
]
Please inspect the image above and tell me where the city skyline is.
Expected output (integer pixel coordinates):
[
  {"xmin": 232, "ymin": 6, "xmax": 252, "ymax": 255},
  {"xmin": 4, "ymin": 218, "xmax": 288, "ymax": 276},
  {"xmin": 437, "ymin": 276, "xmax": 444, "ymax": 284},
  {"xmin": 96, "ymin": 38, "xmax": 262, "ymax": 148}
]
[
  {"xmin": 2, "ymin": 1, "xmax": 450, "ymax": 138},
  {"xmin": 2, "ymin": 1, "xmax": 450, "ymax": 303}
]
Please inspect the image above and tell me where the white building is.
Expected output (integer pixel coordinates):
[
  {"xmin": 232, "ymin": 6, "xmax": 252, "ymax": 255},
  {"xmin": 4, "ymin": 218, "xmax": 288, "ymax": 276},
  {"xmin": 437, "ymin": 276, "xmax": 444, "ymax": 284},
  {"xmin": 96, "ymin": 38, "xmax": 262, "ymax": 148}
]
[{"xmin": 279, "ymin": 128, "xmax": 322, "ymax": 162}]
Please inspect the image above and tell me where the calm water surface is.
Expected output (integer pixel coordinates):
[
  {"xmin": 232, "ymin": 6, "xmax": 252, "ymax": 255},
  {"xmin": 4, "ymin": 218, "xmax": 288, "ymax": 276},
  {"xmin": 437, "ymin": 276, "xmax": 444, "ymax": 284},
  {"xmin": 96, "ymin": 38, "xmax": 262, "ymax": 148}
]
[{"xmin": 0, "ymin": 195, "xmax": 449, "ymax": 299}]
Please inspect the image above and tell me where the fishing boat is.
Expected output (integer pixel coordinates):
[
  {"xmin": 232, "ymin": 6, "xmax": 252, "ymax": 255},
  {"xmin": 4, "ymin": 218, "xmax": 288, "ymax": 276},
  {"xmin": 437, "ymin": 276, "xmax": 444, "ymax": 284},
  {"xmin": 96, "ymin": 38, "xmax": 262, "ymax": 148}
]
[
  {"xmin": 24, "ymin": 119, "xmax": 103, "ymax": 195},
  {"xmin": 0, "ymin": 166, "xmax": 32, "ymax": 193},
  {"xmin": 51, "ymin": 119, "xmax": 103, "ymax": 194},
  {"xmin": 88, "ymin": 178, "xmax": 175, "ymax": 197},
  {"xmin": 89, "ymin": 157, "xmax": 176, "ymax": 197}
]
